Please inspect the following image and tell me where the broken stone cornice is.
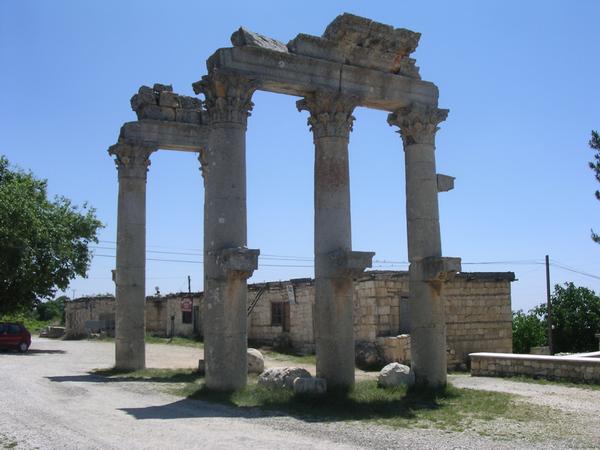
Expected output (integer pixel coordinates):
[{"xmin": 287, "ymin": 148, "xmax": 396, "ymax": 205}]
[
  {"xmin": 231, "ymin": 27, "xmax": 289, "ymax": 53},
  {"xmin": 130, "ymin": 84, "xmax": 205, "ymax": 125},
  {"xmin": 229, "ymin": 14, "xmax": 422, "ymax": 78}
]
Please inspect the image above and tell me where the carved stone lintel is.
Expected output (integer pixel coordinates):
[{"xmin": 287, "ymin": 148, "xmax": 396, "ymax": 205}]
[
  {"xmin": 387, "ymin": 103, "xmax": 449, "ymax": 146},
  {"xmin": 108, "ymin": 144, "xmax": 155, "ymax": 179},
  {"xmin": 193, "ymin": 71, "xmax": 257, "ymax": 126},
  {"xmin": 296, "ymin": 92, "xmax": 358, "ymax": 139}
]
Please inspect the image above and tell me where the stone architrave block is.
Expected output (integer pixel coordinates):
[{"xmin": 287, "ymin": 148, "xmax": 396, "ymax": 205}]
[
  {"xmin": 231, "ymin": 27, "xmax": 289, "ymax": 53},
  {"xmin": 287, "ymin": 34, "xmax": 345, "ymax": 63},
  {"xmin": 323, "ymin": 13, "xmax": 420, "ymax": 58},
  {"xmin": 436, "ymin": 174, "xmax": 455, "ymax": 192},
  {"xmin": 293, "ymin": 377, "xmax": 327, "ymax": 395}
]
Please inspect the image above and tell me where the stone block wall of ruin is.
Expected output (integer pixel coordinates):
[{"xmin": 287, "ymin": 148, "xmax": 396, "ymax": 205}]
[{"xmin": 64, "ymin": 271, "xmax": 514, "ymax": 367}]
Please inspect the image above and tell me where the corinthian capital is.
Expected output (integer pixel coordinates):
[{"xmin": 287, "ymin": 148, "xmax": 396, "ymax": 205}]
[
  {"xmin": 296, "ymin": 92, "xmax": 358, "ymax": 139},
  {"xmin": 108, "ymin": 144, "xmax": 155, "ymax": 179},
  {"xmin": 193, "ymin": 71, "xmax": 257, "ymax": 126},
  {"xmin": 387, "ymin": 104, "xmax": 448, "ymax": 146}
]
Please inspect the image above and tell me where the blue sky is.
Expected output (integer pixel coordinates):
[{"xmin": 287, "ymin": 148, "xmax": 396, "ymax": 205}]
[{"xmin": 1, "ymin": 0, "xmax": 599, "ymax": 311}]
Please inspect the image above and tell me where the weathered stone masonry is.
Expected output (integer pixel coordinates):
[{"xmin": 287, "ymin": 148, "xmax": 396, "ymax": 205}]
[
  {"xmin": 108, "ymin": 13, "xmax": 461, "ymax": 388},
  {"xmin": 248, "ymin": 271, "xmax": 514, "ymax": 368},
  {"xmin": 66, "ymin": 271, "xmax": 514, "ymax": 372}
]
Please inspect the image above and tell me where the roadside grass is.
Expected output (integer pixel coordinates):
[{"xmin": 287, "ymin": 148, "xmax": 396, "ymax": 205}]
[
  {"xmin": 260, "ymin": 350, "xmax": 316, "ymax": 365},
  {"xmin": 88, "ymin": 334, "xmax": 204, "ymax": 349},
  {"xmin": 145, "ymin": 335, "xmax": 204, "ymax": 349},
  {"xmin": 0, "ymin": 432, "xmax": 18, "ymax": 449},
  {"xmin": 92, "ymin": 368, "xmax": 560, "ymax": 435}
]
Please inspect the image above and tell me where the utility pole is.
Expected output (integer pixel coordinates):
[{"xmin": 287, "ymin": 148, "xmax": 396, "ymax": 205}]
[
  {"xmin": 545, "ymin": 254, "xmax": 553, "ymax": 354},
  {"xmin": 188, "ymin": 275, "xmax": 191, "ymax": 294}
]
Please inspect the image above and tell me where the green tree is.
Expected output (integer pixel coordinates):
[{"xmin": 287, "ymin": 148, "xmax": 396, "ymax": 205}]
[
  {"xmin": 0, "ymin": 156, "xmax": 102, "ymax": 315},
  {"xmin": 589, "ymin": 130, "xmax": 600, "ymax": 243},
  {"xmin": 513, "ymin": 282, "xmax": 600, "ymax": 353},
  {"xmin": 36, "ymin": 295, "xmax": 68, "ymax": 323},
  {"xmin": 536, "ymin": 282, "xmax": 600, "ymax": 353},
  {"xmin": 512, "ymin": 309, "xmax": 546, "ymax": 354}
]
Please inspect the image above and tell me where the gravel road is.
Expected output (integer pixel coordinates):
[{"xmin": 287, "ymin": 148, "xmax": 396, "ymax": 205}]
[{"xmin": 0, "ymin": 339, "xmax": 598, "ymax": 449}]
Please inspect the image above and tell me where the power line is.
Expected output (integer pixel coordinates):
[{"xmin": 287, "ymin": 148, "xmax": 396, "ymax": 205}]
[
  {"xmin": 550, "ymin": 262, "xmax": 600, "ymax": 281},
  {"xmin": 91, "ymin": 251, "xmax": 600, "ymax": 281}
]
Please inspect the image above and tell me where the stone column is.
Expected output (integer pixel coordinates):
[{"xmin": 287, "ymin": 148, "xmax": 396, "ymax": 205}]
[
  {"xmin": 195, "ymin": 72, "xmax": 259, "ymax": 391},
  {"xmin": 388, "ymin": 104, "xmax": 461, "ymax": 387},
  {"xmin": 108, "ymin": 144, "xmax": 155, "ymax": 371},
  {"xmin": 297, "ymin": 93, "xmax": 374, "ymax": 389}
]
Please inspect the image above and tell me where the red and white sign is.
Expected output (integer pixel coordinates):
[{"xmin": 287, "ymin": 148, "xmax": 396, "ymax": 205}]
[{"xmin": 180, "ymin": 297, "xmax": 193, "ymax": 312}]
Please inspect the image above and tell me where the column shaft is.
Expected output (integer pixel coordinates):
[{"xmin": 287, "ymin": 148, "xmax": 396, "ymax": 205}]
[
  {"xmin": 405, "ymin": 142, "xmax": 445, "ymax": 385},
  {"xmin": 389, "ymin": 105, "xmax": 450, "ymax": 387},
  {"xmin": 197, "ymin": 73, "xmax": 258, "ymax": 391},
  {"xmin": 204, "ymin": 124, "xmax": 248, "ymax": 390},
  {"xmin": 298, "ymin": 93, "xmax": 373, "ymax": 389},
  {"xmin": 314, "ymin": 134, "xmax": 354, "ymax": 388},
  {"xmin": 110, "ymin": 145, "xmax": 153, "ymax": 371}
]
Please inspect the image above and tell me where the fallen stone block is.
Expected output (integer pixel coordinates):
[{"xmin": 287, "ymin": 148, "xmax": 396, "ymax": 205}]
[
  {"xmin": 258, "ymin": 367, "xmax": 311, "ymax": 390},
  {"xmin": 293, "ymin": 376, "xmax": 326, "ymax": 395},
  {"xmin": 378, "ymin": 362, "xmax": 415, "ymax": 388},
  {"xmin": 247, "ymin": 348, "xmax": 265, "ymax": 374}
]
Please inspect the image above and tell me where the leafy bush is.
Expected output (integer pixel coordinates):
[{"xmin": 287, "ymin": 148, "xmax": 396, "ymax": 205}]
[
  {"xmin": 512, "ymin": 309, "xmax": 546, "ymax": 353},
  {"xmin": 513, "ymin": 282, "xmax": 600, "ymax": 354}
]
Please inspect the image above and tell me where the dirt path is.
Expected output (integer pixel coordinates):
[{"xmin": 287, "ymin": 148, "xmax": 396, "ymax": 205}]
[{"xmin": 0, "ymin": 338, "xmax": 597, "ymax": 449}]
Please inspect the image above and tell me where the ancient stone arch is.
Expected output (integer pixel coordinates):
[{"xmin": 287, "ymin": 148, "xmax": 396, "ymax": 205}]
[{"xmin": 109, "ymin": 13, "xmax": 461, "ymax": 390}]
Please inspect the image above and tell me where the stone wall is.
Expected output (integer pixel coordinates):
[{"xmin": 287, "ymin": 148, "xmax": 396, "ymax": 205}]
[
  {"xmin": 65, "ymin": 296, "xmax": 116, "ymax": 338},
  {"xmin": 246, "ymin": 271, "xmax": 514, "ymax": 367},
  {"xmin": 470, "ymin": 352, "xmax": 600, "ymax": 383},
  {"xmin": 247, "ymin": 279, "xmax": 314, "ymax": 354},
  {"xmin": 65, "ymin": 271, "xmax": 514, "ymax": 367},
  {"xmin": 65, "ymin": 293, "xmax": 202, "ymax": 339},
  {"xmin": 376, "ymin": 335, "xmax": 411, "ymax": 365},
  {"xmin": 445, "ymin": 273, "xmax": 514, "ymax": 366}
]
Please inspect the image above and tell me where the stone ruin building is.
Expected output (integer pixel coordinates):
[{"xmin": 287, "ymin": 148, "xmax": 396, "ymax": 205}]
[
  {"xmin": 109, "ymin": 13, "xmax": 463, "ymax": 389},
  {"xmin": 65, "ymin": 270, "xmax": 515, "ymax": 370}
]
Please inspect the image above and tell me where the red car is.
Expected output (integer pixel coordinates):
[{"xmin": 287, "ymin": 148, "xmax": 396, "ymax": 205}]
[{"xmin": 0, "ymin": 322, "xmax": 31, "ymax": 353}]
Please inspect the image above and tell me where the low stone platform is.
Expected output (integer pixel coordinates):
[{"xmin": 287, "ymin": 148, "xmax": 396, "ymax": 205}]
[{"xmin": 470, "ymin": 352, "xmax": 600, "ymax": 384}]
